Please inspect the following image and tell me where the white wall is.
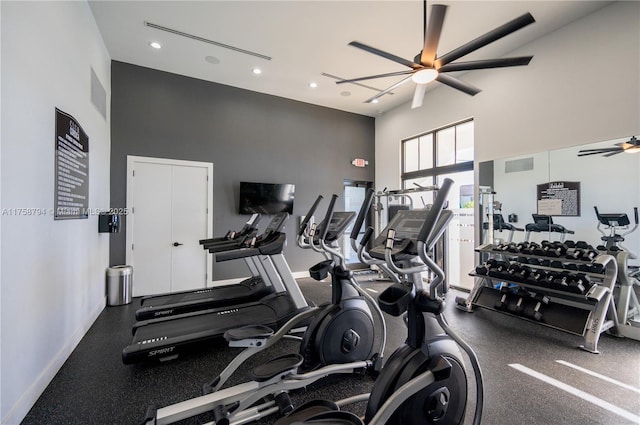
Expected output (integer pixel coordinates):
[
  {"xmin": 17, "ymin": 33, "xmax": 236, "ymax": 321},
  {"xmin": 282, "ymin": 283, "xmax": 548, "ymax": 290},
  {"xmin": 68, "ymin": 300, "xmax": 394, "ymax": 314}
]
[
  {"xmin": 0, "ymin": 2, "xmax": 111, "ymax": 423},
  {"xmin": 375, "ymin": 1, "xmax": 640, "ymax": 189}
]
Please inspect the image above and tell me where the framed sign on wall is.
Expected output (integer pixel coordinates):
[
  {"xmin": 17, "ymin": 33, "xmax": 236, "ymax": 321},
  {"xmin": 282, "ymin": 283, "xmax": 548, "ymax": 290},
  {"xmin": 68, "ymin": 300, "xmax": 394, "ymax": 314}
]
[
  {"xmin": 54, "ymin": 108, "xmax": 89, "ymax": 220},
  {"xmin": 537, "ymin": 181, "xmax": 581, "ymax": 216}
]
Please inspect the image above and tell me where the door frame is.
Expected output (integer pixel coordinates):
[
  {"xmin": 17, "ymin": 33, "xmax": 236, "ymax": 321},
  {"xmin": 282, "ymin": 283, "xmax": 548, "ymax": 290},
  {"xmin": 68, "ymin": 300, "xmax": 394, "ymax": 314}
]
[
  {"xmin": 126, "ymin": 155, "xmax": 214, "ymax": 286},
  {"xmin": 343, "ymin": 179, "xmax": 374, "ymax": 269}
]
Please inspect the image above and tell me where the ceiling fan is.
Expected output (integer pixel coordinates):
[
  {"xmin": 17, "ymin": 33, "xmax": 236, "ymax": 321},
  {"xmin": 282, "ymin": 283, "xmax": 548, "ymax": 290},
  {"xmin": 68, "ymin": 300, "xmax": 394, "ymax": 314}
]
[
  {"xmin": 577, "ymin": 136, "xmax": 640, "ymax": 157},
  {"xmin": 337, "ymin": 1, "xmax": 536, "ymax": 108}
]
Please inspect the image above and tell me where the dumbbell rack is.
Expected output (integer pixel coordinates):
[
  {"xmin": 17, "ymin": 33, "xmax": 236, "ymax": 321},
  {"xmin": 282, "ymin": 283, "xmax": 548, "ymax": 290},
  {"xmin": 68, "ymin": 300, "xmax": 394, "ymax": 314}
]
[{"xmin": 457, "ymin": 242, "xmax": 618, "ymax": 353}]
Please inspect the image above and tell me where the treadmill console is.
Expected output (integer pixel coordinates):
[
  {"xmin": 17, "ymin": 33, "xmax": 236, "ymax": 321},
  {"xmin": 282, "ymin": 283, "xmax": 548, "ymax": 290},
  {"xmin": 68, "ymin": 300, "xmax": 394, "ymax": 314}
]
[
  {"xmin": 532, "ymin": 214, "xmax": 553, "ymax": 225},
  {"xmin": 262, "ymin": 212, "xmax": 289, "ymax": 236}
]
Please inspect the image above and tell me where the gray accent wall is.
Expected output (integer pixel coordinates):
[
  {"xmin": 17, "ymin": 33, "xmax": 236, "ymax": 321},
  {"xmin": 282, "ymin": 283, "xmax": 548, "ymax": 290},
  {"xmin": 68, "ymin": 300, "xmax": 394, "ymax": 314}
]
[{"xmin": 111, "ymin": 61, "xmax": 374, "ymax": 279}]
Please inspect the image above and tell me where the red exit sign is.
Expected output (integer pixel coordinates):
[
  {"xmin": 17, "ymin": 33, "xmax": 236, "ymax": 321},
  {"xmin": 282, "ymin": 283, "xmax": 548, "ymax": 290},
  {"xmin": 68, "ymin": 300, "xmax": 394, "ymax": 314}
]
[{"xmin": 351, "ymin": 158, "xmax": 369, "ymax": 167}]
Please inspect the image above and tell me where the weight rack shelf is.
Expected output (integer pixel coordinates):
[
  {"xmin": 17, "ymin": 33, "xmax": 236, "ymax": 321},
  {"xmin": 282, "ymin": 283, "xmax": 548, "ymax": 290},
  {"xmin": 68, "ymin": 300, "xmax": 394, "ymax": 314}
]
[{"xmin": 458, "ymin": 242, "xmax": 619, "ymax": 353}]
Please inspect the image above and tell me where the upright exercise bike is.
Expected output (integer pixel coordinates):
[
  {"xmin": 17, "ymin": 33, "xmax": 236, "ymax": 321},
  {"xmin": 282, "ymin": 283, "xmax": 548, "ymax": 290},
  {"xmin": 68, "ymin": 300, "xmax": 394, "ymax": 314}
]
[
  {"xmin": 274, "ymin": 178, "xmax": 484, "ymax": 425},
  {"xmin": 594, "ymin": 206, "xmax": 640, "ymax": 340}
]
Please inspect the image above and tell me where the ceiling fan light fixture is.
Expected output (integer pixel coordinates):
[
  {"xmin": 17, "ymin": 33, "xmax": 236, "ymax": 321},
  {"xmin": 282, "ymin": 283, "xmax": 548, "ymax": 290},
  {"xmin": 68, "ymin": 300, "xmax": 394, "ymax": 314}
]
[
  {"xmin": 624, "ymin": 146, "xmax": 640, "ymax": 154},
  {"xmin": 411, "ymin": 68, "xmax": 438, "ymax": 84}
]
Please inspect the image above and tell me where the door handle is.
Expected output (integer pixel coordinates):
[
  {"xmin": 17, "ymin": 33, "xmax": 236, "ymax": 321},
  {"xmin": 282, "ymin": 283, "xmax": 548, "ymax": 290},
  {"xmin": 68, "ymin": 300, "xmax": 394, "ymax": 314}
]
[{"xmin": 173, "ymin": 242, "xmax": 184, "ymax": 247}]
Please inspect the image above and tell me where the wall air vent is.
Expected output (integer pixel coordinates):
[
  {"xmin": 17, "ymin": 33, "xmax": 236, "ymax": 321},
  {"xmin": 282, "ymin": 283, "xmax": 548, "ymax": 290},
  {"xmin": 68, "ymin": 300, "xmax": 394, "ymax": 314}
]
[
  {"xmin": 505, "ymin": 157, "xmax": 534, "ymax": 173},
  {"xmin": 90, "ymin": 68, "xmax": 107, "ymax": 120},
  {"xmin": 144, "ymin": 22, "xmax": 271, "ymax": 61}
]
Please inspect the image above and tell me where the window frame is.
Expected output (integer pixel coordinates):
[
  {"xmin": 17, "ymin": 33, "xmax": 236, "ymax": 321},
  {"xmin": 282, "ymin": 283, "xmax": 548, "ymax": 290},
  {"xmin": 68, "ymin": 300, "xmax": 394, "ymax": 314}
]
[{"xmin": 401, "ymin": 118, "xmax": 474, "ymax": 188}]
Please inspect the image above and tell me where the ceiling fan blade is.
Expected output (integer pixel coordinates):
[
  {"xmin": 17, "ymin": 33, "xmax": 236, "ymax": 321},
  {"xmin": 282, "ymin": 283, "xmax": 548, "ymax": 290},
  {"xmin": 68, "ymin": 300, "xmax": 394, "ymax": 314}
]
[
  {"xmin": 577, "ymin": 151, "xmax": 613, "ymax": 157},
  {"xmin": 336, "ymin": 70, "xmax": 415, "ymax": 85},
  {"xmin": 364, "ymin": 75, "xmax": 413, "ymax": 103},
  {"xmin": 411, "ymin": 84, "xmax": 428, "ymax": 109},
  {"xmin": 578, "ymin": 147, "xmax": 623, "ymax": 153},
  {"xmin": 435, "ymin": 12, "xmax": 535, "ymax": 68},
  {"xmin": 438, "ymin": 56, "xmax": 533, "ymax": 72},
  {"xmin": 435, "ymin": 74, "xmax": 481, "ymax": 96},
  {"xmin": 349, "ymin": 41, "xmax": 421, "ymax": 69},
  {"xmin": 604, "ymin": 150, "xmax": 625, "ymax": 157},
  {"xmin": 420, "ymin": 4, "xmax": 448, "ymax": 67}
]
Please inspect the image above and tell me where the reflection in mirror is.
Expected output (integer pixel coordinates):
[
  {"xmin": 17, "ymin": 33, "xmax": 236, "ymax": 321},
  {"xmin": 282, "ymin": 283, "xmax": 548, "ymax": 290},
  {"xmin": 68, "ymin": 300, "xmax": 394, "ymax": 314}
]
[
  {"xmin": 479, "ymin": 136, "xmax": 640, "ymax": 267},
  {"xmin": 550, "ymin": 137, "xmax": 640, "ymax": 266}
]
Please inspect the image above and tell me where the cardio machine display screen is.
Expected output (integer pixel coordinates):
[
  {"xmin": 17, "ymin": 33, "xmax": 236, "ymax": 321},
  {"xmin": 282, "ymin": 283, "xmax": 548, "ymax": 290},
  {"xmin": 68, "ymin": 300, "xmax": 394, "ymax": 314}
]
[{"xmin": 395, "ymin": 219, "xmax": 424, "ymax": 238}]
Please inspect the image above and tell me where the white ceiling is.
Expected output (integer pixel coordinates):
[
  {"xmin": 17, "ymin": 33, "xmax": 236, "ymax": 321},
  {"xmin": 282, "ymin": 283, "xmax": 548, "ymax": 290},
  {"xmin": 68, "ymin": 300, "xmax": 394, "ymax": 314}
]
[{"xmin": 89, "ymin": 1, "xmax": 611, "ymax": 117}]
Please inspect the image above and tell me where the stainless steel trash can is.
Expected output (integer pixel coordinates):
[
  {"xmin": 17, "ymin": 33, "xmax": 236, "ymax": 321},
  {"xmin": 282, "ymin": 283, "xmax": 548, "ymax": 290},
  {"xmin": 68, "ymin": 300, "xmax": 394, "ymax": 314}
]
[{"xmin": 106, "ymin": 265, "xmax": 133, "ymax": 306}]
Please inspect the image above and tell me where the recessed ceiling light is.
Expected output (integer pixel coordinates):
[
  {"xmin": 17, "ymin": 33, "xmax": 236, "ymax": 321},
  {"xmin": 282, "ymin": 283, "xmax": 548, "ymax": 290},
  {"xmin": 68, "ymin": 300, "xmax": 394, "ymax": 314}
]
[
  {"xmin": 149, "ymin": 41, "xmax": 162, "ymax": 49},
  {"xmin": 309, "ymin": 82, "xmax": 318, "ymax": 88},
  {"xmin": 371, "ymin": 99, "xmax": 379, "ymax": 104},
  {"xmin": 205, "ymin": 55, "xmax": 220, "ymax": 65},
  {"xmin": 252, "ymin": 68, "xmax": 262, "ymax": 75},
  {"xmin": 340, "ymin": 91, "xmax": 351, "ymax": 97}
]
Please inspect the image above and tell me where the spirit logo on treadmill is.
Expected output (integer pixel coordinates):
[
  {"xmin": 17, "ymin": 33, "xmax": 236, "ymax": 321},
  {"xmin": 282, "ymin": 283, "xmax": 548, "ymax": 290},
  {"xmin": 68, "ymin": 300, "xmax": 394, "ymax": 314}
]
[
  {"xmin": 148, "ymin": 347, "xmax": 175, "ymax": 357},
  {"xmin": 217, "ymin": 308, "xmax": 240, "ymax": 315}
]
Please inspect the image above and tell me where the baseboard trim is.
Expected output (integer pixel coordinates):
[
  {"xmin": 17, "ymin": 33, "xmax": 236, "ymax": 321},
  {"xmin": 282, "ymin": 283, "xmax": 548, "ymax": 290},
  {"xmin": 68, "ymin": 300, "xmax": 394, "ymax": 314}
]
[{"xmin": 2, "ymin": 297, "xmax": 106, "ymax": 425}]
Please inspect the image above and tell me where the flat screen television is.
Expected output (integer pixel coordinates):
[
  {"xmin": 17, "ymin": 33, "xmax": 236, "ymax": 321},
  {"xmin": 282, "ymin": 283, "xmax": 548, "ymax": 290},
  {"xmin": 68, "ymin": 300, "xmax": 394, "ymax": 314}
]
[{"xmin": 239, "ymin": 182, "xmax": 295, "ymax": 215}]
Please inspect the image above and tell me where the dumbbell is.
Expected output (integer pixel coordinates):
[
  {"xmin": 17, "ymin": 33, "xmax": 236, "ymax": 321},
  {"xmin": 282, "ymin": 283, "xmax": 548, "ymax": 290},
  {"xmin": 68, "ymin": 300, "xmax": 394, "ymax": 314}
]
[
  {"xmin": 582, "ymin": 249, "xmax": 599, "ymax": 261},
  {"xmin": 514, "ymin": 265, "xmax": 532, "ymax": 282},
  {"xmin": 564, "ymin": 240, "xmax": 576, "ymax": 248},
  {"xmin": 475, "ymin": 264, "xmax": 489, "ymax": 275},
  {"xmin": 566, "ymin": 248, "xmax": 586, "ymax": 260},
  {"xmin": 495, "ymin": 287, "xmax": 511, "ymax": 310},
  {"xmin": 543, "ymin": 270, "xmax": 560, "ymax": 287},
  {"xmin": 526, "ymin": 258, "xmax": 540, "ymax": 266},
  {"xmin": 568, "ymin": 273, "xmax": 593, "ymax": 295},
  {"xmin": 529, "ymin": 293, "xmax": 549, "ymax": 321},
  {"xmin": 542, "ymin": 241, "xmax": 568, "ymax": 258},
  {"xmin": 549, "ymin": 260, "xmax": 564, "ymax": 269},
  {"xmin": 488, "ymin": 260, "xmax": 511, "ymax": 279},
  {"xmin": 494, "ymin": 243, "xmax": 512, "ymax": 252},
  {"xmin": 575, "ymin": 241, "xmax": 591, "ymax": 249},
  {"xmin": 526, "ymin": 270, "xmax": 547, "ymax": 286},
  {"xmin": 552, "ymin": 271, "xmax": 572, "ymax": 291},
  {"xmin": 522, "ymin": 242, "xmax": 540, "ymax": 255},
  {"xmin": 507, "ymin": 287, "xmax": 530, "ymax": 314},
  {"xmin": 564, "ymin": 263, "xmax": 578, "ymax": 271}
]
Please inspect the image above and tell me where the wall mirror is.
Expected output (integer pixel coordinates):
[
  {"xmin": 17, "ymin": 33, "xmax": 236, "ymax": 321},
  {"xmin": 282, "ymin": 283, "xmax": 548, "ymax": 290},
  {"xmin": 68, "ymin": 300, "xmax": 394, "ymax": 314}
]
[{"xmin": 478, "ymin": 136, "xmax": 640, "ymax": 265}]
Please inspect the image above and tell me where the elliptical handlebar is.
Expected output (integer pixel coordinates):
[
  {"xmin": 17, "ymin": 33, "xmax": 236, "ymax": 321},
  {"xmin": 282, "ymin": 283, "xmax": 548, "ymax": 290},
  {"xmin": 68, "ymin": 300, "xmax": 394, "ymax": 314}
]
[
  {"xmin": 298, "ymin": 195, "xmax": 323, "ymax": 237},
  {"xmin": 417, "ymin": 178, "xmax": 452, "ymax": 244},
  {"xmin": 350, "ymin": 188, "xmax": 374, "ymax": 241},
  {"xmin": 320, "ymin": 194, "xmax": 338, "ymax": 241}
]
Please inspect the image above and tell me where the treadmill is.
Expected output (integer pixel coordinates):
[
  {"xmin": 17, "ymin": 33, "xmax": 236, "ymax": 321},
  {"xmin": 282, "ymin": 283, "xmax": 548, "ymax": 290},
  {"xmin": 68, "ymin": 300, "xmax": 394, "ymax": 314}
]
[
  {"xmin": 482, "ymin": 213, "xmax": 524, "ymax": 243},
  {"xmin": 198, "ymin": 213, "xmax": 260, "ymax": 249},
  {"xmin": 525, "ymin": 214, "xmax": 575, "ymax": 242},
  {"xmin": 122, "ymin": 200, "xmax": 338, "ymax": 364},
  {"xmin": 135, "ymin": 214, "xmax": 281, "ymax": 321}
]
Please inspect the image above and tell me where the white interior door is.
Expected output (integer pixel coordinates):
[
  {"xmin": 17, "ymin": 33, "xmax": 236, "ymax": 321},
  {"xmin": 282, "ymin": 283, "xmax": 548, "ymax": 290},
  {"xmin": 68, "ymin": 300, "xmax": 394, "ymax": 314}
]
[
  {"xmin": 171, "ymin": 165, "xmax": 209, "ymax": 292},
  {"xmin": 126, "ymin": 156, "xmax": 213, "ymax": 297},
  {"xmin": 132, "ymin": 162, "xmax": 173, "ymax": 296}
]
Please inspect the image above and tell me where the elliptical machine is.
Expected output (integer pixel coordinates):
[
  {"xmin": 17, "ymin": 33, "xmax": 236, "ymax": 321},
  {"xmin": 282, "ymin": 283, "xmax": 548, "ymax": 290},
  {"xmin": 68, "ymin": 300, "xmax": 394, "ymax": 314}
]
[
  {"xmin": 142, "ymin": 192, "xmax": 386, "ymax": 425},
  {"xmin": 273, "ymin": 178, "xmax": 484, "ymax": 425}
]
